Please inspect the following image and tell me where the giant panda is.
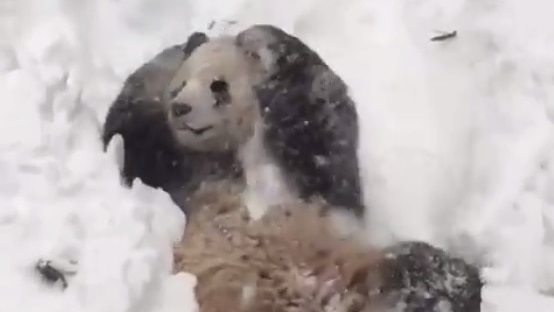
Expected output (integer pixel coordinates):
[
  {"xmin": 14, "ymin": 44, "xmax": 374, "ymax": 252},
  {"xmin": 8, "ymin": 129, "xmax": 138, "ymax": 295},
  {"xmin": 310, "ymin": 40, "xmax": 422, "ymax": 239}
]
[
  {"xmin": 102, "ymin": 25, "xmax": 483, "ymax": 312},
  {"xmin": 163, "ymin": 25, "xmax": 364, "ymax": 218}
]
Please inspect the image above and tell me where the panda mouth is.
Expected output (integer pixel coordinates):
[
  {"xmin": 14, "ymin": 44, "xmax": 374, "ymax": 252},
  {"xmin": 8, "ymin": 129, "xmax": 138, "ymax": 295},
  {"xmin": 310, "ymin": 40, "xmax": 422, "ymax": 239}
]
[{"xmin": 180, "ymin": 124, "xmax": 214, "ymax": 135}]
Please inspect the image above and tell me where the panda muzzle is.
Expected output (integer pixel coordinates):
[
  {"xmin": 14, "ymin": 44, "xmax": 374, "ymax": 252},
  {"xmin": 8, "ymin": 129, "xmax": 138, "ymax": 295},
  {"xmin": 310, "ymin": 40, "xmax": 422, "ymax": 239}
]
[{"xmin": 181, "ymin": 124, "xmax": 214, "ymax": 135}]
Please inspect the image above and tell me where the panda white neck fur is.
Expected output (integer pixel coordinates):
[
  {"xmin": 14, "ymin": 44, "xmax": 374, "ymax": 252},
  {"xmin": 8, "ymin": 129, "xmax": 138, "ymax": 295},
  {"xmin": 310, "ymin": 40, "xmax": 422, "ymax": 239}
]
[{"xmin": 238, "ymin": 119, "xmax": 297, "ymax": 220}]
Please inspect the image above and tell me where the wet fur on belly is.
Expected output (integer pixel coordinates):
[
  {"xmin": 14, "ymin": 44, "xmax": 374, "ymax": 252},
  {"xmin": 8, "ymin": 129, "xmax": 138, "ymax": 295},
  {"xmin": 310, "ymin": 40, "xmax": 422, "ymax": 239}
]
[
  {"xmin": 173, "ymin": 181, "xmax": 380, "ymax": 312},
  {"xmin": 173, "ymin": 181, "xmax": 482, "ymax": 312}
]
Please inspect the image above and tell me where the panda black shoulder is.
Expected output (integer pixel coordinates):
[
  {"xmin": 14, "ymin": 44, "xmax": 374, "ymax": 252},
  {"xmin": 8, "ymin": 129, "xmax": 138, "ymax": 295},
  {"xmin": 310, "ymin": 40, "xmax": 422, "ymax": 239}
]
[{"xmin": 235, "ymin": 25, "xmax": 364, "ymax": 216}]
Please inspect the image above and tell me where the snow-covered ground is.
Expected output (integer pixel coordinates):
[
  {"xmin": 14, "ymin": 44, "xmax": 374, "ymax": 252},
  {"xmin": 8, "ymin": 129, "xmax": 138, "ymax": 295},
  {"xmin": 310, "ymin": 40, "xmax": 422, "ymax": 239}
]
[{"xmin": 0, "ymin": 0, "xmax": 553, "ymax": 311}]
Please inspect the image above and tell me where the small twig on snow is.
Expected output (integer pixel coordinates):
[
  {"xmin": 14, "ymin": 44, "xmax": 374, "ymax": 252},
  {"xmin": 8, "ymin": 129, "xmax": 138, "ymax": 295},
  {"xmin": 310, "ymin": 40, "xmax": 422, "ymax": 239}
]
[{"xmin": 430, "ymin": 30, "xmax": 457, "ymax": 42}]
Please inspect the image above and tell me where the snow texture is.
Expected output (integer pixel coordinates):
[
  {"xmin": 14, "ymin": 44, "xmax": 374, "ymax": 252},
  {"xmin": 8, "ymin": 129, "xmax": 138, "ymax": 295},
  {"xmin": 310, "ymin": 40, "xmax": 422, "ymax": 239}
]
[{"xmin": 0, "ymin": 0, "xmax": 553, "ymax": 311}]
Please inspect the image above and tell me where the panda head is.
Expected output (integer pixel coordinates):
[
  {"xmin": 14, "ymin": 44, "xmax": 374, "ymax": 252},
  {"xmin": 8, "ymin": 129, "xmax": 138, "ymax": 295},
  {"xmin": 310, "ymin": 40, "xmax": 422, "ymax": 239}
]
[{"xmin": 164, "ymin": 36, "xmax": 264, "ymax": 152}]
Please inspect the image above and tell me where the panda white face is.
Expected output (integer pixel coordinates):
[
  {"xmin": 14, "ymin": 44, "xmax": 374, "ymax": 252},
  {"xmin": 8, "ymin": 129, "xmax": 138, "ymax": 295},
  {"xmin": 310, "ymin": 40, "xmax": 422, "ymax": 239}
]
[{"xmin": 165, "ymin": 37, "xmax": 263, "ymax": 152}]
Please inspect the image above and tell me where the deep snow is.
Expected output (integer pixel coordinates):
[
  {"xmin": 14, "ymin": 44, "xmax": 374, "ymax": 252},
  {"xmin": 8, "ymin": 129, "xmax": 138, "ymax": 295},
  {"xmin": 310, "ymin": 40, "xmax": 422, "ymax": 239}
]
[{"xmin": 0, "ymin": 0, "xmax": 554, "ymax": 311}]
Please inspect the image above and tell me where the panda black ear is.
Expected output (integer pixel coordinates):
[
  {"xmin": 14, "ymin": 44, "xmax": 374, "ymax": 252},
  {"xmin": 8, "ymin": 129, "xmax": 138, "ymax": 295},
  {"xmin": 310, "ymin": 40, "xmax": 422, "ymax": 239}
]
[
  {"xmin": 182, "ymin": 32, "xmax": 209, "ymax": 57},
  {"xmin": 234, "ymin": 25, "xmax": 284, "ymax": 73},
  {"xmin": 235, "ymin": 26, "xmax": 264, "ymax": 60},
  {"xmin": 235, "ymin": 25, "xmax": 283, "ymax": 55}
]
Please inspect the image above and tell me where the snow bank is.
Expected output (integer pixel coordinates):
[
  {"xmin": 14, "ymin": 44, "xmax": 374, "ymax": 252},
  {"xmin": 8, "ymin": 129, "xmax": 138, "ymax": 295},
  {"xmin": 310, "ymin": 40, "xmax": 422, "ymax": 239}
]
[
  {"xmin": 0, "ymin": 1, "xmax": 198, "ymax": 312},
  {"xmin": 1, "ymin": 0, "xmax": 554, "ymax": 311}
]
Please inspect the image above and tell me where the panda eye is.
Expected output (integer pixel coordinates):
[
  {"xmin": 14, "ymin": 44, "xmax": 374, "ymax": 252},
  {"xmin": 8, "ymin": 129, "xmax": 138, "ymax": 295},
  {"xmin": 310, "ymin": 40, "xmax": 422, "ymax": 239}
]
[
  {"xmin": 211, "ymin": 78, "xmax": 231, "ymax": 107},
  {"xmin": 169, "ymin": 80, "xmax": 187, "ymax": 99},
  {"xmin": 210, "ymin": 79, "xmax": 228, "ymax": 94}
]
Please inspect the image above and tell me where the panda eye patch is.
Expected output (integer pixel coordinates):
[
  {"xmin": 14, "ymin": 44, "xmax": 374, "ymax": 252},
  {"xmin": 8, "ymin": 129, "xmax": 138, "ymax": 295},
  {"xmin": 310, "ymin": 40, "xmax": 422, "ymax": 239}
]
[
  {"xmin": 211, "ymin": 78, "xmax": 231, "ymax": 107},
  {"xmin": 210, "ymin": 79, "xmax": 228, "ymax": 94}
]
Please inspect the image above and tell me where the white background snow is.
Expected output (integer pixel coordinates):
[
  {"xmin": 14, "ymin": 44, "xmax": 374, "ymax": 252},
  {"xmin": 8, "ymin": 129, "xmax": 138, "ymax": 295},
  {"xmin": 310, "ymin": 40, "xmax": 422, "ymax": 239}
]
[{"xmin": 0, "ymin": 0, "xmax": 553, "ymax": 311}]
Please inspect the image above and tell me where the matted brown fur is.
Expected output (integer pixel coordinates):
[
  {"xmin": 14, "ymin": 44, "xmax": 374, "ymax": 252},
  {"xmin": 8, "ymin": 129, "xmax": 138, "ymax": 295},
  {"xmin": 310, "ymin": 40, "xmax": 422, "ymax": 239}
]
[{"xmin": 173, "ymin": 181, "xmax": 384, "ymax": 312}]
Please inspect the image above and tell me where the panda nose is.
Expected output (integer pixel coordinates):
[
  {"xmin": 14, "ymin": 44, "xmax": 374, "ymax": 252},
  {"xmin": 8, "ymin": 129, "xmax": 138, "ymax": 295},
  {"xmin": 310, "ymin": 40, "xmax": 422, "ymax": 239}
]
[{"xmin": 171, "ymin": 102, "xmax": 192, "ymax": 117}]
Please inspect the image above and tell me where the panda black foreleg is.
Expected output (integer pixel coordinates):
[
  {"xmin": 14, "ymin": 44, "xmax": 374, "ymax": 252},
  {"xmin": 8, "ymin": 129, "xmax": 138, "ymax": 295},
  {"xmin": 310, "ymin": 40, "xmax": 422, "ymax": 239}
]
[
  {"xmin": 316, "ymin": 146, "xmax": 364, "ymax": 216},
  {"xmin": 260, "ymin": 97, "xmax": 364, "ymax": 217},
  {"xmin": 236, "ymin": 24, "xmax": 365, "ymax": 215},
  {"xmin": 263, "ymin": 136, "xmax": 364, "ymax": 217}
]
